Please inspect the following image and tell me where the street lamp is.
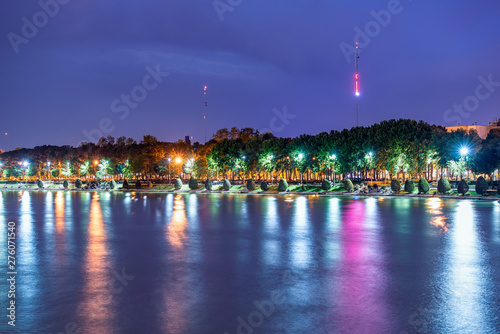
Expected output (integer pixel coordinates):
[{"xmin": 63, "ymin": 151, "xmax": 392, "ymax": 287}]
[
  {"xmin": 48, "ymin": 161, "xmax": 51, "ymax": 183},
  {"xmin": 23, "ymin": 161, "xmax": 29, "ymax": 184},
  {"xmin": 331, "ymin": 154, "xmax": 337, "ymax": 186},
  {"xmin": 297, "ymin": 153, "xmax": 304, "ymax": 190},
  {"xmin": 94, "ymin": 160, "xmax": 98, "ymax": 180},
  {"xmin": 167, "ymin": 158, "xmax": 171, "ymax": 184},
  {"xmin": 460, "ymin": 147, "xmax": 470, "ymax": 180}
]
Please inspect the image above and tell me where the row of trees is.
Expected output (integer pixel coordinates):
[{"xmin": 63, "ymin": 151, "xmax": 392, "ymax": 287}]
[{"xmin": 1, "ymin": 120, "xmax": 499, "ymax": 185}]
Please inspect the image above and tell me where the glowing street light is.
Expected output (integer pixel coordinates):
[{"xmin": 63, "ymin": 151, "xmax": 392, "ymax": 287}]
[
  {"xmin": 175, "ymin": 157, "xmax": 181, "ymax": 164},
  {"xmin": 460, "ymin": 147, "xmax": 469, "ymax": 157}
]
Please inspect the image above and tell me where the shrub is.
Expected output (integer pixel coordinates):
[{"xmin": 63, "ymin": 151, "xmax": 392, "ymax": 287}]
[
  {"xmin": 476, "ymin": 176, "xmax": 488, "ymax": 195},
  {"xmin": 37, "ymin": 179, "xmax": 44, "ymax": 189},
  {"xmin": 205, "ymin": 179, "xmax": 212, "ymax": 191},
  {"xmin": 246, "ymin": 179, "xmax": 255, "ymax": 191},
  {"xmin": 278, "ymin": 179, "xmax": 288, "ymax": 192},
  {"xmin": 458, "ymin": 179, "xmax": 469, "ymax": 195},
  {"xmin": 189, "ymin": 177, "xmax": 198, "ymax": 190},
  {"xmin": 147, "ymin": 181, "xmax": 153, "ymax": 189},
  {"xmin": 135, "ymin": 180, "xmax": 141, "ymax": 189},
  {"xmin": 391, "ymin": 179, "xmax": 401, "ymax": 193},
  {"xmin": 418, "ymin": 178, "xmax": 430, "ymax": 194},
  {"xmin": 174, "ymin": 178, "xmax": 183, "ymax": 190},
  {"xmin": 63, "ymin": 180, "xmax": 69, "ymax": 189},
  {"xmin": 437, "ymin": 177, "xmax": 451, "ymax": 194},
  {"xmin": 322, "ymin": 179, "xmax": 331, "ymax": 191},
  {"xmin": 344, "ymin": 179, "xmax": 353, "ymax": 192},
  {"xmin": 75, "ymin": 178, "xmax": 82, "ymax": 189},
  {"xmin": 404, "ymin": 179, "xmax": 415, "ymax": 193},
  {"xmin": 122, "ymin": 179, "xmax": 129, "ymax": 189},
  {"xmin": 260, "ymin": 181, "xmax": 268, "ymax": 191},
  {"xmin": 222, "ymin": 179, "xmax": 231, "ymax": 191},
  {"xmin": 110, "ymin": 180, "xmax": 117, "ymax": 189}
]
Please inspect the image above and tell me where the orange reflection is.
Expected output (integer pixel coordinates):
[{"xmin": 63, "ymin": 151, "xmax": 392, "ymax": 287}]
[
  {"xmin": 55, "ymin": 191, "xmax": 65, "ymax": 233},
  {"xmin": 284, "ymin": 195, "xmax": 294, "ymax": 203},
  {"xmin": 79, "ymin": 193, "xmax": 112, "ymax": 332},
  {"xmin": 427, "ymin": 198, "xmax": 449, "ymax": 232},
  {"xmin": 54, "ymin": 191, "xmax": 66, "ymax": 256},
  {"xmin": 167, "ymin": 195, "xmax": 187, "ymax": 247},
  {"xmin": 162, "ymin": 194, "xmax": 188, "ymax": 333}
]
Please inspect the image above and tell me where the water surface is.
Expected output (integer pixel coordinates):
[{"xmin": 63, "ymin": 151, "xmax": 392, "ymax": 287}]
[{"xmin": 0, "ymin": 191, "xmax": 499, "ymax": 333}]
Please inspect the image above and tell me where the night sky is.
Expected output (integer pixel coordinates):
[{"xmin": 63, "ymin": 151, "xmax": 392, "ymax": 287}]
[{"xmin": 1, "ymin": 0, "xmax": 499, "ymax": 149}]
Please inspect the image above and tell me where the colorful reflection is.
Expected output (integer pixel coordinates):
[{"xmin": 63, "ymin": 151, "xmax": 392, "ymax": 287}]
[
  {"xmin": 427, "ymin": 198, "xmax": 449, "ymax": 232},
  {"xmin": 436, "ymin": 200, "xmax": 494, "ymax": 332},
  {"xmin": 79, "ymin": 193, "xmax": 113, "ymax": 332},
  {"xmin": 162, "ymin": 194, "xmax": 188, "ymax": 333},
  {"xmin": 335, "ymin": 199, "xmax": 391, "ymax": 333},
  {"xmin": 167, "ymin": 194, "xmax": 187, "ymax": 248}
]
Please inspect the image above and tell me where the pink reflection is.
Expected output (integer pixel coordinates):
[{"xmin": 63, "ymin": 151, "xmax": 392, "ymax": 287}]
[{"xmin": 335, "ymin": 199, "xmax": 391, "ymax": 332}]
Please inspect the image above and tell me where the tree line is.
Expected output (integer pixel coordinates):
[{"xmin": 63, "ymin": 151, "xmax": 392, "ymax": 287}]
[{"xmin": 1, "ymin": 119, "xmax": 499, "ymax": 184}]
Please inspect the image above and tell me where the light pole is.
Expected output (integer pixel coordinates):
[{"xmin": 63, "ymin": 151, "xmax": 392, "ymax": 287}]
[
  {"xmin": 297, "ymin": 153, "xmax": 304, "ymax": 190},
  {"xmin": 23, "ymin": 161, "xmax": 29, "ymax": 185},
  {"xmin": 48, "ymin": 161, "xmax": 51, "ymax": 183},
  {"xmin": 94, "ymin": 160, "xmax": 98, "ymax": 180},
  {"xmin": 331, "ymin": 154, "xmax": 337, "ymax": 187},
  {"xmin": 175, "ymin": 157, "xmax": 182, "ymax": 179},
  {"xmin": 66, "ymin": 162, "xmax": 70, "ymax": 181},
  {"xmin": 460, "ymin": 147, "xmax": 469, "ymax": 181},
  {"xmin": 167, "ymin": 158, "xmax": 171, "ymax": 184}
]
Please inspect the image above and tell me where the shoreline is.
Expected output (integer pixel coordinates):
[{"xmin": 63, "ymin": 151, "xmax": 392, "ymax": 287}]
[{"xmin": 2, "ymin": 187, "xmax": 499, "ymax": 202}]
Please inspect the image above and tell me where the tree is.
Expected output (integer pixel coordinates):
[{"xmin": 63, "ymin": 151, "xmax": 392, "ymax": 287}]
[
  {"xmin": 476, "ymin": 176, "xmax": 488, "ymax": 195},
  {"xmin": 189, "ymin": 177, "xmax": 198, "ymax": 190},
  {"xmin": 175, "ymin": 178, "xmax": 183, "ymax": 190},
  {"xmin": 418, "ymin": 178, "xmax": 430, "ymax": 194},
  {"xmin": 278, "ymin": 179, "xmax": 288, "ymax": 192},
  {"xmin": 458, "ymin": 179, "xmax": 469, "ymax": 195},
  {"xmin": 123, "ymin": 179, "xmax": 129, "ymax": 189},
  {"xmin": 37, "ymin": 179, "xmax": 44, "ymax": 189},
  {"xmin": 80, "ymin": 161, "xmax": 90, "ymax": 176},
  {"xmin": 223, "ymin": 179, "xmax": 231, "ymax": 191},
  {"xmin": 63, "ymin": 180, "xmax": 69, "ymax": 189},
  {"xmin": 437, "ymin": 177, "xmax": 451, "ymax": 194},
  {"xmin": 404, "ymin": 179, "xmax": 415, "ymax": 193},
  {"xmin": 135, "ymin": 180, "xmax": 141, "ymax": 189},
  {"xmin": 75, "ymin": 178, "xmax": 82, "ymax": 188},
  {"xmin": 391, "ymin": 179, "xmax": 401, "ymax": 193},
  {"xmin": 51, "ymin": 169, "xmax": 60, "ymax": 178},
  {"xmin": 110, "ymin": 180, "xmax": 117, "ymax": 189},
  {"xmin": 343, "ymin": 179, "xmax": 353, "ymax": 192},
  {"xmin": 246, "ymin": 179, "xmax": 255, "ymax": 191},
  {"xmin": 205, "ymin": 179, "xmax": 212, "ymax": 191},
  {"xmin": 322, "ymin": 179, "xmax": 331, "ymax": 192},
  {"xmin": 260, "ymin": 181, "xmax": 268, "ymax": 191}
]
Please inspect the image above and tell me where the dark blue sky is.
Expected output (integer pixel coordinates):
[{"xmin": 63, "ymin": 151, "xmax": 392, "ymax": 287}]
[{"xmin": 1, "ymin": 0, "xmax": 499, "ymax": 149}]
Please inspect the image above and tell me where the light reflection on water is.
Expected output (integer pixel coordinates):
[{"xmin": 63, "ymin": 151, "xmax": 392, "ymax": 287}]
[{"xmin": 0, "ymin": 192, "xmax": 499, "ymax": 333}]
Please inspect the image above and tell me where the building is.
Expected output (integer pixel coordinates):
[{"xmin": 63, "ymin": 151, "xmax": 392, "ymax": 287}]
[{"xmin": 446, "ymin": 119, "xmax": 500, "ymax": 139}]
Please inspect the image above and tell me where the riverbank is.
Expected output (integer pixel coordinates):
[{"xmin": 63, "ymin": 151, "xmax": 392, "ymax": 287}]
[{"xmin": 2, "ymin": 186, "xmax": 499, "ymax": 202}]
